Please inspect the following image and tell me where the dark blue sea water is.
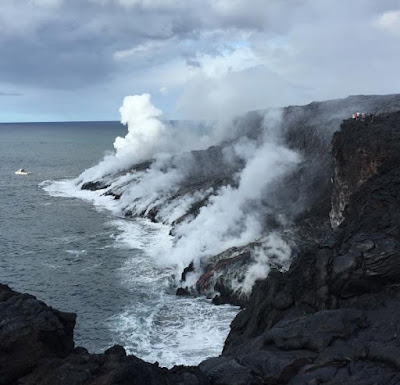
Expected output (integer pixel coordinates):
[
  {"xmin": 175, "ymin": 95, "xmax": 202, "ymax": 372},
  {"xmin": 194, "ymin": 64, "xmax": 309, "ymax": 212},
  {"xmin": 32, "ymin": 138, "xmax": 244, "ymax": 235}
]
[{"xmin": 0, "ymin": 122, "xmax": 237, "ymax": 367}]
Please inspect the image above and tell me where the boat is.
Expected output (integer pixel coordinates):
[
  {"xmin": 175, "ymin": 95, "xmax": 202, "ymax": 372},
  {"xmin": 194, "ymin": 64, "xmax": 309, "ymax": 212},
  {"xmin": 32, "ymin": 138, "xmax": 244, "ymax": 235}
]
[{"xmin": 15, "ymin": 169, "xmax": 30, "ymax": 175}]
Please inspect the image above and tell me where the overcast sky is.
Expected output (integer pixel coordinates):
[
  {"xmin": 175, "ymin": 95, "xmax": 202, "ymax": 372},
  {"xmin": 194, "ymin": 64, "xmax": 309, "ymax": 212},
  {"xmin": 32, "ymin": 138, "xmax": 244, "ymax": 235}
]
[{"xmin": 0, "ymin": 0, "xmax": 399, "ymax": 122}]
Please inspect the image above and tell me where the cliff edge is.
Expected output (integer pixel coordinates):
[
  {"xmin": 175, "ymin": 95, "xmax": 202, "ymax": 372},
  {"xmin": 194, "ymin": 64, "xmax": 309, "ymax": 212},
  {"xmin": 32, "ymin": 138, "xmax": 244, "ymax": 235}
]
[{"xmin": 216, "ymin": 110, "xmax": 400, "ymax": 384}]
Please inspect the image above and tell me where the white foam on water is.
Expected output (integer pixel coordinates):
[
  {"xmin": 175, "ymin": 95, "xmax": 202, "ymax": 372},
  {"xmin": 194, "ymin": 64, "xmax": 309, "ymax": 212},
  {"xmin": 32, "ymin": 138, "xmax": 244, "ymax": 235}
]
[
  {"xmin": 41, "ymin": 262, "xmax": 63, "ymax": 270},
  {"xmin": 109, "ymin": 221, "xmax": 238, "ymax": 367},
  {"xmin": 108, "ymin": 296, "xmax": 238, "ymax": 368},
  {"xmin": 65, "ymin": 249, "xmax": 87, "ymax": 255},
  {"xmin": 40, "ymin": 179, "xmax": 120, "ymax": 214},
  {"xmin": 111, "ymin": 218, "xmax": 173, "ymax": 252},
  {"xmin": 42, "ymin": 179, "xmax": 240, "ymax": 368},
  {"xmin": 107, "ymin": 218, "xmax": 239, "ymax": 368}
]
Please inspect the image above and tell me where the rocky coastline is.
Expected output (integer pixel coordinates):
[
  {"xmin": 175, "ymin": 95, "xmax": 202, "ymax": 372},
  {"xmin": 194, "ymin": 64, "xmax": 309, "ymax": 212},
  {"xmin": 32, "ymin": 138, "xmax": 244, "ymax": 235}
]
[
  {"xmin": 79, "ymin": 94, "xmax": 400, "ymax": 307},
  {"xmin": 2, "ymin": 101, "xmax": 400, "ymax": 384}
]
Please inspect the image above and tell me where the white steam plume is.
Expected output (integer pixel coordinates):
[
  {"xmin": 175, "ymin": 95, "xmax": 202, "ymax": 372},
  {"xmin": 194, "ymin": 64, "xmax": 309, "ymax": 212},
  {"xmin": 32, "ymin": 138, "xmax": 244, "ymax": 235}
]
[
  {"xmin": 114, "ymin": 94, "xmax": 166, "ymax": 159},
  {"xmin": 73, "ymin": 95, "xmax": 301, "ymax": 295},
  {"xmin": 78, "ymin": 94, "xmax": 168, "ymax": 182},
  {"xmin": 78, "ymin": 93, "xmax": 213, "ymax": 183},
  {"xmin": 150, "ymin": 110, "xmax": 300, "ymax": 274},
  {"xmin": 238, "ymin": 233, "xmax": 291, "ymax": 295}
]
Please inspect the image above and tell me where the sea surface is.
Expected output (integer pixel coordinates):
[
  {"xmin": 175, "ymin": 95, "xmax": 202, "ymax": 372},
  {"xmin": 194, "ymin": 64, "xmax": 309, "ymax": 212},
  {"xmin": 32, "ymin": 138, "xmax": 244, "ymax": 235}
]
[{"xmin": 0, "ymin": 121, "xmax": 238, "ymax": 367}]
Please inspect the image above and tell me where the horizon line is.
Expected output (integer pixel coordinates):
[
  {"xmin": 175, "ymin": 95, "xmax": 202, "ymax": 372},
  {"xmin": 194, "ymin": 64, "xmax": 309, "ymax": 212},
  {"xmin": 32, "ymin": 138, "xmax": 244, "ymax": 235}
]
[{"xmin": 0, "ymin": 120, "xmax": 121, "ymax": 124}]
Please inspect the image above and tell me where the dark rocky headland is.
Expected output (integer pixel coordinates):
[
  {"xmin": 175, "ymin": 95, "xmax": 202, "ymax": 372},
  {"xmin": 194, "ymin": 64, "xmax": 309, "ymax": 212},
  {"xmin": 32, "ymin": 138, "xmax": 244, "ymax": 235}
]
[{"xmin": 2, "ymin": 95, "xmax": 400, "ymax": 384}]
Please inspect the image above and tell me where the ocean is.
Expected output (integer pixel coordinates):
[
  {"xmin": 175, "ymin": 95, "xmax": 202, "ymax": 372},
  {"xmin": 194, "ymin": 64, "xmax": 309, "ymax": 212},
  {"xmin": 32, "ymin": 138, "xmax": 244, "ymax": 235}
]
[{"xmin": 0, "ymin": 121, "xmax": 238, "ymax": 368}]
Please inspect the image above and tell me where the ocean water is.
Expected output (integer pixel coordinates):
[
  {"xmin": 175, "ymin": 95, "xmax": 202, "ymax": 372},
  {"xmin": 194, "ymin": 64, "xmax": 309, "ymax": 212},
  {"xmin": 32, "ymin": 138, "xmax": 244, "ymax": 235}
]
[{"xmin": 0, "ymin": 122, "xmax": 238, "ymax": 367}]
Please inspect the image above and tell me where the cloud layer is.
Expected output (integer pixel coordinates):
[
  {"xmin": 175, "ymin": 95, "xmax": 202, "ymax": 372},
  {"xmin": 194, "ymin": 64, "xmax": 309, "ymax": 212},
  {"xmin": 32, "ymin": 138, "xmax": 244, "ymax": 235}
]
[{"xmin": 0, "ymin": 0, "xmax": 399, "ymax": 121}]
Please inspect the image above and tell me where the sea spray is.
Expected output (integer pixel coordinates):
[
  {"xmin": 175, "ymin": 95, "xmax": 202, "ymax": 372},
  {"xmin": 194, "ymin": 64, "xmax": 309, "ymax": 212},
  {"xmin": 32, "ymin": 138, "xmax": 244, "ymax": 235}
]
[{"xmin": 41, "ymin": 179, "xmax": 239, "ymax": 367}]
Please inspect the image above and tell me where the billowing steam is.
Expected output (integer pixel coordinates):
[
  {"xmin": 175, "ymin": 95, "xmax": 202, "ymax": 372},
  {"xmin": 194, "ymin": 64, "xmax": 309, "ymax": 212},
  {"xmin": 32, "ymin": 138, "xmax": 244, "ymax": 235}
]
[
  {"xmin": 161, "ymin": 127, "xmax": 300, "ymax": 272},
  {"xmin": 238, "ymin": 233, "xmax": 292, "ymax": 295},
  {"xmin": 79, "ymin": 93, "xmax": 213, "ymax": 182},
  {"xmin": 74, "ymin": 94, "xmax": 300, "ymax": 295},
  {"xmin": 114, "ymin": 94, "xmax": 166, "ymax": 159}
]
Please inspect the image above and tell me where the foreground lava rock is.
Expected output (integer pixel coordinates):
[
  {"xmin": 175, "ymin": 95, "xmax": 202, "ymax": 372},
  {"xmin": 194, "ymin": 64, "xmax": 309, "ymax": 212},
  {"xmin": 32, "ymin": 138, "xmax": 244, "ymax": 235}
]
[
  {"xmin": 0, "ymin": 284, "xmax": 75, "ymax": 385},
  {"xmin": 0, "ymin": 284, "xmax": 209, "ymax": 385}
]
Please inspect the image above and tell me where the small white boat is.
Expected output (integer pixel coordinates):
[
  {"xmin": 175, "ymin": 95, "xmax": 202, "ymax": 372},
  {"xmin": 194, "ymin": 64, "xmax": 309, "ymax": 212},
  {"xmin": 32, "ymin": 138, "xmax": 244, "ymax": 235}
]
[{"xmin": 15, "ymin": 168, "xmax": 30, "ymax": 175}]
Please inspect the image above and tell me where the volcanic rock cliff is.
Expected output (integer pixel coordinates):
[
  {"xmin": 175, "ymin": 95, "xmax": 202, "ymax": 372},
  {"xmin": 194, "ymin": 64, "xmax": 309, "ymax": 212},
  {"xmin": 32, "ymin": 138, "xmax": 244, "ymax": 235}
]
[
  {"xmin": 182, "ymin": 95, "xmax": 400, "ymax": 306},
  {"xmin": 2, "ymin": 104, "xmax": 400, "ymax": 385},
  {"xmin": 80, "ymin": 94, "xmax": 400, "ymax": 307},
  {"xmin": 214, "ymin": 110, "xmax": 400, "ymax": 384}
]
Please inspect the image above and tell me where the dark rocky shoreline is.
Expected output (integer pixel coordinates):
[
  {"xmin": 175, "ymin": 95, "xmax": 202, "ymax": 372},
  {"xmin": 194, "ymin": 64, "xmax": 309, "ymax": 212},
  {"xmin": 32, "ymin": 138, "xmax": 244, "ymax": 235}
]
[
  {"xmin": 2, "ymin": 102, "xmax": 400, "ymax": 384},
  {"xmin": 0, "ymin": 284, "xmax": 209, "ymax": 385},
  {"xmin": 79, "ymin": 94, "xmax": 400, "ymax": 307}
]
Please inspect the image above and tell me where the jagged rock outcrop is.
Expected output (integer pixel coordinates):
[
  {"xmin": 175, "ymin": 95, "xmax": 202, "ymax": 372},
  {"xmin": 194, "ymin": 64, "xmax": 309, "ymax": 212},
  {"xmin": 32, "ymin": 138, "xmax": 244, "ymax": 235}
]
[
  {"xmin": 0, "ymin": 284, "xmax": 75, "ymax": 385},
  {"xmin": 0, "ymin": 284, "xmax": 209, "ymax": 385},
  {"xmin": 190, "ymin": 95, "xmax": 400, "ymax": 306},
  {"xmin": 330, "ymin": 112, "xmax": 400, "ymax": 228},
  {"xmin": 214, "ymin": 110, "xmax": 400, "ymax": 384}
]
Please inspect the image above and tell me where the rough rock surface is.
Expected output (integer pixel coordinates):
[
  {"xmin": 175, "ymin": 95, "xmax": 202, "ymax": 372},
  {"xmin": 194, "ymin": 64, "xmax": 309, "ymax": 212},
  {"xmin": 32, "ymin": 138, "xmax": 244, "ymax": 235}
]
[
  {"xmin": 330, "ymin": 112, "xmax": 400, "ymax": 227},
  {"xmin": 217, "ymin": 110, "xmax": 400, "ymax": 384},
  {"xmin": 191, "ymin": 95, "xmax": 400, "ymax": 306},
  {"xmin": 0, "ymin": 284, "xmax": 209, "ymax": 385},
  {"xmin": 0, "ymin": 284, "xmax": 75, "ymax": 385}
]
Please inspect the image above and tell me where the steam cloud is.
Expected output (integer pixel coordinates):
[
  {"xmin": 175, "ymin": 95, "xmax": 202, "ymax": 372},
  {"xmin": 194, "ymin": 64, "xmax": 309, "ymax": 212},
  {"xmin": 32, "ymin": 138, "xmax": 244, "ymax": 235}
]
[
  {"xmin": 114, "ymin": 94, "xmax": 166, "ymax": 159},
  {"xmin": 79, "ymin": 93, "xmax": 215, "ymax": 182},
  {"xmin": 238, "ymin": 233, "xmax": 292, "ymax": 295},
  {"xmin": 162, "ymin": 124, "xmax": 300, "ymax": 272},
  {"xmin": 76, "ymin": 94, "xmax": 300, "ymax": 294}
]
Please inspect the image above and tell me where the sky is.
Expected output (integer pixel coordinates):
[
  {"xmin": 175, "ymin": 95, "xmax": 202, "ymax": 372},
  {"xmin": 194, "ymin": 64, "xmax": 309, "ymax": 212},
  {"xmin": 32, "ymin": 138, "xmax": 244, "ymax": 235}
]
[{"xmin": 0, "ymin": 0, "xmax": 399, "ymax": 122}]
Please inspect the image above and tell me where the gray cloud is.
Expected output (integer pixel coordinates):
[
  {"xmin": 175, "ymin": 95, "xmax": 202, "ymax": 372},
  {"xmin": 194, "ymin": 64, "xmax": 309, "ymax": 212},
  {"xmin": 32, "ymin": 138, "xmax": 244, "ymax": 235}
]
[{"xmin": 0, "ymin": 0, "xmax": 399, "ymax": 121}]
